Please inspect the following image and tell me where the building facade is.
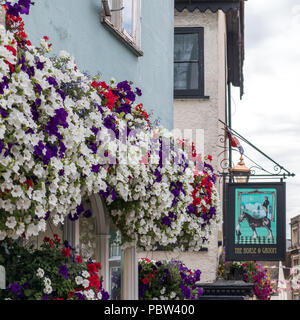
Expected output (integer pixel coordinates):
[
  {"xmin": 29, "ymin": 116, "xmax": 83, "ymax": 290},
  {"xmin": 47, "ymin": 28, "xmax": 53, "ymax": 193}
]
[
  {"xmin": 2, "ymin": 0, "xmax": 246, "ymax": 298},
  {"xmin": 166, "ymin": 0, "xmax": 244, "ymax": 283},
  {"xmin": 288, "ymin": 214, "xmax": 300, "ymax": 299}
]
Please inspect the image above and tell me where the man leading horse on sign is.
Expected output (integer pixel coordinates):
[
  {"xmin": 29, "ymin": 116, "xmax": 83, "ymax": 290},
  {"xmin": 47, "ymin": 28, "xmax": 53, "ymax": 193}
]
[{"xmin": 236, "ymin": 198, "xmax": 273, "ymax": 242}]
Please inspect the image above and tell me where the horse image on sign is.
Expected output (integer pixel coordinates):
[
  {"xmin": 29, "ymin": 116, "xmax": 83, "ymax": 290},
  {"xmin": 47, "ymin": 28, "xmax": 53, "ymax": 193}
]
[
  {"xmin": 236, "ymin": 210, "xmax": 273, "ymax": 242},
  {"xmin": 235, "ymin": 188, "xmax": 277, "ymax": 245}
]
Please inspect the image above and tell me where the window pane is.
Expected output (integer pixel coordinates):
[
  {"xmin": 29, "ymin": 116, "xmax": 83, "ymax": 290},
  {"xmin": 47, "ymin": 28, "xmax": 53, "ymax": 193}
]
[
  {"xmin": 174, "ymin": 62, "xmax": 199, "ymax": 90},
  {"xmin": 109, "ymin": 229, "xmax": 122, "ymax": 300},
  {"xmin": 123, "ymin": 0, "xmax": 133, "ymax": 36},
  {"xmin": 174, "ymin": 33, "xmax": 199, "ymax": 61}
]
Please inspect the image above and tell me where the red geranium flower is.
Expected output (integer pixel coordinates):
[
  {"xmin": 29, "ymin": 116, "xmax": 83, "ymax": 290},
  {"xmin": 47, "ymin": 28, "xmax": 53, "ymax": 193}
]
[
  {"xmin": 95, "ymin": 262, "xmax": 102, "ymax": 270},
  {"xmin": 75, "ymin": 255, "xmax": 82, "ymax": 263},
  {"xmin": 88, "ymin": 273, "xmax": 101, "ymax": 291},
  {"xmin": 61, "ymin": 247, "xmax": 71, "ymax": 257},
  {"xmin": 142, "ymin": 278, "xmax": 149, "ymax": 285},
  {"xmin": 4, "ymin": 45, "xmax": 17, "ymax": 56},
  {"xmin": 87, "ymin": 263, "xmax": 98, "ymax": 274}
]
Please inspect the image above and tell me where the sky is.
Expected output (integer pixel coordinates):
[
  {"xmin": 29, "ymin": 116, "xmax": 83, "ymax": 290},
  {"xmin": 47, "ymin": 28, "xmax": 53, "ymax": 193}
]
[{"xmin": 231, "ymin": 0, "xmax": 300, "ymax": 238}]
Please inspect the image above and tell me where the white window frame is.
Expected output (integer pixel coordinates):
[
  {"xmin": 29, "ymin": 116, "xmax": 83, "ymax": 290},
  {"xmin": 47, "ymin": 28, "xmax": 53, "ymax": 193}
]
[
  {"xmin": 101, "ymin": 0, "xmax": 143, "ymax": 56},
  {"xmin": 64, "ymin": 194, "xmax": 138, "ymax": 300}
]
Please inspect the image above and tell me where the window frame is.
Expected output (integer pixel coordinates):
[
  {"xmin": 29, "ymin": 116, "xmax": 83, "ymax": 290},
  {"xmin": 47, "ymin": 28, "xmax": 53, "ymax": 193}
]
[
  {"xmin": 174, "ymin": 27, "xmax": 206, "ymax": 99},
  {"xmin": 63, "ymin": 194, "xmax": 138, "ymax": 300},
  {"xmin": 101, "ymin": 0, "xmax": 143, "ymax": 57}
]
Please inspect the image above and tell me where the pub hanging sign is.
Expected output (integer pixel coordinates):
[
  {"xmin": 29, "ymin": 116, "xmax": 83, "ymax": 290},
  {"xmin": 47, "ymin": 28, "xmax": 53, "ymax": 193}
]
[{"xmin": 224, "ymin": 182, "xmax": 286, "ymax": 261}]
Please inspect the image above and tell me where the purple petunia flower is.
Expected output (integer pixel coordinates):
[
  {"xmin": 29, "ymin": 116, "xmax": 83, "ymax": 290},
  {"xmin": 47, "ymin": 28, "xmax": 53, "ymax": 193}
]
[
  {"xmin": 18, "ymin": 0, "xmax": 31, "ymax": 14},
  {"xmin": 59, "ymin": 141, "xmax": 66, "ymax": 158},
  {"xmin": 9, "ymin": 282, "xmax": 22, "ymax": 295},
  {"xmin": 103, "ymin": 115, "xmax": 116, "ymax": 130},
  {"xmin": 68, "ymin": 212, "xmax": 79, "ymax": 221},
  {"xmin": 168, "ymin": 212, "xmax": 177, "ymax": 221},
  {"xmin": 36, "ymin": 60, "xmax": 45, "ymax": 70},
  {"xmin": 76, "ymin": 204, "xmax": 84, "ymax": 215},
  {"xmin": 209, "ymin": 207, "xmax": 216, "ymax": 215},
  {"xmin": 135, "ymin": 87, "xmax": 142, "ymax": 96},
  {"xmin": 30, "ymin": 98, "xmax": 41, "ymax": 122},
  {"xmin": 0, "ymin": 140, "xmax": 4, "ymax": 154},
  {"xmin": 5, "ymin": 3, "xmax": 20, "ymax": 16},
  {"xmin": 83, "ymin": 209, "xmax": 92, "ymax": 218},
  {"xmin": 56, "ymin": 88, "xmax": 66, "ymax": 101},
  {"xmin": 170, "ymin": 188, "xmax": 180, "ymax": 198},
  {"xmin": 154, "ymin": 168, "xmax": 162, "ymax": 183},
  {"xmin": 101, "ymin": 291, "xmax": 110, "ymax": 300},
  {"xmin": 161, "ymin": 216, "xmax": 171, "ymax": 227},
  {"xmin": 111, "ymin": 189, "xmax": 117, "ymax": 201},
  {"xmin": 180, "ymin": 284, "xmax": 191, "ymax": 299},
  {"xmin": 75, "ymin": 292, "xmax": 85, "ymax": 300},
  {"xmin": 116, "ymin": 103, "xmax": 131, "ymax": 114},
  {"xmin": 47, "ymin": 76, "xmax": 58, "ymax": 87},
  {"xmin": 0, "ymin": 108, "xmax": 8, "ymax": 118},
  {"xmin": 4, "ymin": 143, "xmax": 13, "ymax": 158},
  {"xmin": 187, "ymin": 204, "xmax": 195, "ymax": 214},
  {"xmin": 44, "ymin": 211, "xmax": 51, "ymax": 220},
  {"xmin": 126, "ymin": 91, "xmax": 135, "ymax": 102},
  {"xmin": 45, "ymin": 108, "xmax": 69, "ymax": 138},
  {"xmin": 117, "ymin": 80, "xmax": 131, "ymax": 91},
  {"xmin": 91, "ymin": 126, "xmax": 99, "ymax": 135},
  {"xmin": 198, "ymin": 287, "xmax": 204, "ymax": 297},
  {"xmin": 34, "ymin": 83, "xmax": 42, "ymax": 95},
  {"xmin": 99, "ymin": 189, "xmax": 109, "ymax": 199},
  {"xmin": 96, "ymin": 104, "xmax": 104, "ymax": 114},
  {"xmin": 59, "ymin": 264, "xmax": 69, "ymax": 280},
  {"xmin": 25, "ymin": 128, "xmax": 34, "ymax": 134},
  {"xmin": 89, "ymin": 143, "xmax": 98, "ymax": 154},
  {"xmin": 91, "ymin": 164, "xmax": 101, "ymax": 173}
]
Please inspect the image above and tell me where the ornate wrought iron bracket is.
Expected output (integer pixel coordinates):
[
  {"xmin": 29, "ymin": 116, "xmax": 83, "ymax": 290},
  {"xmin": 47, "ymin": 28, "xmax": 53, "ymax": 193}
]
[{"xmin": 218, "ymin": 119, "xmax": 295, "ymax": 181}]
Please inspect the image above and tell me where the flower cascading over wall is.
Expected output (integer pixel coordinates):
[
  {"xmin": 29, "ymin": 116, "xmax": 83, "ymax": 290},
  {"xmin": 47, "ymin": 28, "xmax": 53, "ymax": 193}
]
[
  {"xmin": 0, "ymin": 0, "xmax": 220, "ymax": 250},
  {"xmin": 176, "ymin": 141, "xmax": 221, "ymax": 251}
]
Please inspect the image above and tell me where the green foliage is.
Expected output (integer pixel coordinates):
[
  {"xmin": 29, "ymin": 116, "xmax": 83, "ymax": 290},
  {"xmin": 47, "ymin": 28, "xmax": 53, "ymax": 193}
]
[
  {"xmin": 0, "ymin": 235, "xmax": 109, "ymax": 300},
  {"xmin": 138, "ymin": 258, "xmax": 203, "ymax": 300}
]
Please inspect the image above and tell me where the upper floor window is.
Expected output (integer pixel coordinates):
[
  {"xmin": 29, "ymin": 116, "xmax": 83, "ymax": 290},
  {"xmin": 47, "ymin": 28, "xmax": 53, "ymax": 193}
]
[
  {"xmin": 174, "ymin": 27, "xmax": 205, "ymax": 98},
  {"xmin": 102, "ymin": 0, "xmax": 142, "ymax": 56},
  {"xmin": 292, "ymin": 227, "xmax": 298, "ymax": 246}
]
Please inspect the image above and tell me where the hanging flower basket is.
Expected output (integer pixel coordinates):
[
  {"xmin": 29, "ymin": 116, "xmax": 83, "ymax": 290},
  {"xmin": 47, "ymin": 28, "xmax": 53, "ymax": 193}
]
[{"xmin": 0, "ymin": 0, "xmax": 220, "ymax": 251}]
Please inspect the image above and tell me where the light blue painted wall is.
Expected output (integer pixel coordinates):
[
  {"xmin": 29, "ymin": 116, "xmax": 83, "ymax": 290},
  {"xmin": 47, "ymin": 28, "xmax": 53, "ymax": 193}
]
[{"xmin": 23, "ymin": 0, "xmax": 174, "ymax": 130}]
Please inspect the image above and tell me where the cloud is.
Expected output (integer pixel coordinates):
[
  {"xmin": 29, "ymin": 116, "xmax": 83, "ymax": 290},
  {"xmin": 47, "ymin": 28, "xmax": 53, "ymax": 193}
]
[{"xmin": 230, "ymin": 0, "xmax": 300, "ymax": 238}]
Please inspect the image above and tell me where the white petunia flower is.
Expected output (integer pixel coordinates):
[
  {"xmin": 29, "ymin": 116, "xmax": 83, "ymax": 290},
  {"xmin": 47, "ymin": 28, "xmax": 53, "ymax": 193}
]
[{"xmin": 36, "ymin": 268, "xmax": 45, "ymax": 278}]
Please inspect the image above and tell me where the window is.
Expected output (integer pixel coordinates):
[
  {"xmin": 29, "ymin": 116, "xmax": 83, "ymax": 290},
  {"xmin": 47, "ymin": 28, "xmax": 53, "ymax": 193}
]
[
  {"xmin": 109, "ymin": 228, "xmax": 123, "ymax": 300},
  {"xmin": 292, "ymin": 227, "xmax": 298, "ymax": 246},
  {"xmin": 63, "ymin": 195, "xmax": 138, "ymax": 300},
  {"xmin": 101, "ymin": 0, "xmax": 142, "ymax": 56},
  {"xmin": 174, "ymin": 27, "xmax": 205, "ymax": 98}
]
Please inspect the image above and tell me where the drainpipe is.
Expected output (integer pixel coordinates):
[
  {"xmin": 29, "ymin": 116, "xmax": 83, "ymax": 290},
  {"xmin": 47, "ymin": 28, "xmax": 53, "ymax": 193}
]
[{"xmin": 227, "ymin": 81, "xmax": 232, "ymax": 182}]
